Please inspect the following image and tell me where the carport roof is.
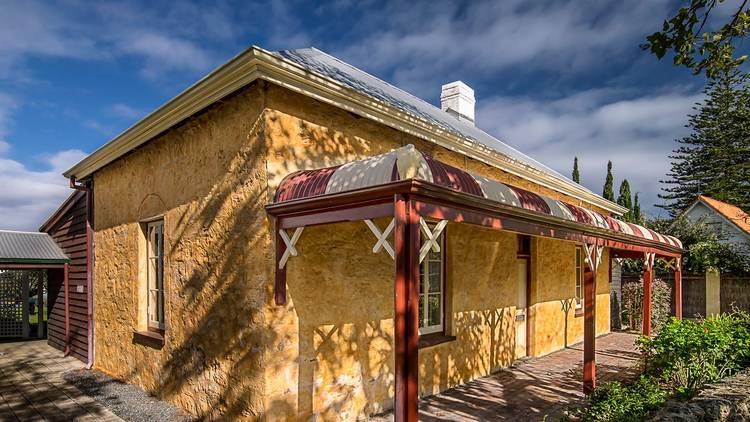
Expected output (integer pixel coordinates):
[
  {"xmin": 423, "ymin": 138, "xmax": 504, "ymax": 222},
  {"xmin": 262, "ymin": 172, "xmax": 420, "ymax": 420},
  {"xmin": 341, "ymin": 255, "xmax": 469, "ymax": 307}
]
[{"xmin": 0, "ymin": 230, "xmax": 69, "ymax": 264}]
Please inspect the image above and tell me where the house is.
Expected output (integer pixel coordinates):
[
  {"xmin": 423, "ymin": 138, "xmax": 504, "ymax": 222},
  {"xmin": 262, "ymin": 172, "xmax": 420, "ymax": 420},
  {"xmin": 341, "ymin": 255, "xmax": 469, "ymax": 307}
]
[
  {"xmin": 677, "ymin": 195, "xmax": 750, "ymax": 316},
  {"xmin": 61, "ymin": 46, "xmax": 683, "ymax": 421},
  {"xmin": 680, "ymin": 195, "xmax": 750, "ymax": 246}
]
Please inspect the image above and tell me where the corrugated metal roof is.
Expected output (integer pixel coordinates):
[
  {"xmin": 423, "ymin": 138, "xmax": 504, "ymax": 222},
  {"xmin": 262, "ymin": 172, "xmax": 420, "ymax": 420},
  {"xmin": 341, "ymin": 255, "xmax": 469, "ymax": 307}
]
[
  {"xmin": 274, "ymin": 48, "xmax": 585, "ymax": 194},
  {"xmin": 0, "ymin": 230, "xmax": 69, "ymax": 264}
]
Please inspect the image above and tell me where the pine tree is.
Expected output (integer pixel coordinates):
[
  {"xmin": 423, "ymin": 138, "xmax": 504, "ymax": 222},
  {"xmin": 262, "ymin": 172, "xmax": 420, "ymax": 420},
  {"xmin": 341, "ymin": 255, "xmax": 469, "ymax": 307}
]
[
  {"xmin": 603, "ymin": 161, "xmax": 615, "ymax": 201},
  {"xmin": 660, "ymin": 70, "xmax": 750, "ymax": 215},
  {"xmin": 617, "ymin": 179, "xmax": 633, "ymax": 221},
  {"xmin": 572, "ymin": 157, "xmax": 580, "ymax": 183},
  {"xmin": 633, "ymin": 193, "xmax": 643, "ymax": 225}
]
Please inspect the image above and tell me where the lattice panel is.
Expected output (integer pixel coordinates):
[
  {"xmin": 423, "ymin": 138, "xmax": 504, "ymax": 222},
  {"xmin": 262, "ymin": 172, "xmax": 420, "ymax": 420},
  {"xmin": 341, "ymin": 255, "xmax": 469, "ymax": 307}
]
[{"xmin": 0, "ymin": 272, "xmax": 24, "ymax": 338}]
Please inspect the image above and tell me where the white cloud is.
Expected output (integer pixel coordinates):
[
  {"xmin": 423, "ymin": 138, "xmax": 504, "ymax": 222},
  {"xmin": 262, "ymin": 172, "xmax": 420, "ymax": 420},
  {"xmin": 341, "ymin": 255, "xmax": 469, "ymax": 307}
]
[
  {"xmin": 475, "ymin": 89, "xmax": 703, "ymax": 216},
  {"xmin": 109, "ymin": 103, "xmax": 145, "ymax": 120},
  {"xmin": 0, "ymin": 0, "xmax": 234, "ymax": 79},
  {"xmin": 0, "ymin": 148, "xmax": 87, "ymax": 231},
  {"xmin": 333, "ymin": 0, "xmax": 676, "ymax": 97}
]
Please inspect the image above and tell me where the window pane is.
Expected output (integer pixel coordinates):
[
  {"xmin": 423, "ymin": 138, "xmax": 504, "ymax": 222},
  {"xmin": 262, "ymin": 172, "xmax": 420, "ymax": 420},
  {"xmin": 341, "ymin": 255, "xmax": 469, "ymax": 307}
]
[
  {"xmin": 428, "ymin": 294, "xmax": 441, "ymax": 327},
  {"xmin": 428, "ymin": 264, "xmax": 441, "ymax": 293},
  {"xmin": 418, "ymin": 295, "xmax": 425, "ymax": 327},
  {"xmin": 149, "ymin": 289, "xmax": 159, "ymax": 323}
]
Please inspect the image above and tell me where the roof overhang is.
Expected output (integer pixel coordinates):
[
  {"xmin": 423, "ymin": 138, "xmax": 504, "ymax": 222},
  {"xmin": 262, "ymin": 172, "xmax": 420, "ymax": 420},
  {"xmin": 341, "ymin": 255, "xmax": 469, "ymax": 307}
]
[
  {"xmin": 266, "ymin": 179, "xmax": 682, "ymax": 257},
  {"xmin": 64, "ymin": 45, "xmax": 628, "ymax": 215}
]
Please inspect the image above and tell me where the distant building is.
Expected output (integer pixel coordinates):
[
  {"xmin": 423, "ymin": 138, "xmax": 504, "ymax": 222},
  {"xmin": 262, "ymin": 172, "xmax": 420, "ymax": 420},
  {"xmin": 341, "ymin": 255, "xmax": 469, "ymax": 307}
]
[{"xmin": 680, "ymin": 195, "xmax": 750, "ymax": 247}]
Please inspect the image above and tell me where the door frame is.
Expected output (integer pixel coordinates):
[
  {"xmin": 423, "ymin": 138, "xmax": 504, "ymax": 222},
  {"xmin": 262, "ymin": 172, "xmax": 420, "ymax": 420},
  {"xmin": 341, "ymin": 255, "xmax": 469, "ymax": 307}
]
[{"xmin": 516, "ymin": 234, "xmax": 532, "ymax": 358}]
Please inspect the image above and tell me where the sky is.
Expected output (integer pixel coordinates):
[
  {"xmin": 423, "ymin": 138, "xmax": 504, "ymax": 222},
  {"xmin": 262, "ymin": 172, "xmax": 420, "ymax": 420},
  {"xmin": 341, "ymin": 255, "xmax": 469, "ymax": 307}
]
[{"xmin": 0, "ymin": 0, "xmax": 736, "ymax": 230}]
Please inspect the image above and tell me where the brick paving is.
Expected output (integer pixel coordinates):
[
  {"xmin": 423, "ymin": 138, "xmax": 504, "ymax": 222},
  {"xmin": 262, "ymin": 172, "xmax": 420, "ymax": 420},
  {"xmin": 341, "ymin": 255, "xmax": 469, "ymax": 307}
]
[
  {"xmin": 0, "ymin": 340, "xmax": 121, "ymax": 422},
  {"xmin": 379, "ymin": 332, "xmax": 641, "ymax": 421}
]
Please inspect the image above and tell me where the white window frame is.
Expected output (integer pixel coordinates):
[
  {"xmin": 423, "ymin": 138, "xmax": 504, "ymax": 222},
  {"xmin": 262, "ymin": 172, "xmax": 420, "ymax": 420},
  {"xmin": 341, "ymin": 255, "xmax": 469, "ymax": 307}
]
[
  {"xmin": 575, "ymin": 246, "xmax": 583, "ymax": 310},
  {"xmin": 146, "ymin": 220, "xmax": 165, "ymax": 330},
  {"xmin": 419, "ymin": 224, "xmax": 444, "ymax": 335}
]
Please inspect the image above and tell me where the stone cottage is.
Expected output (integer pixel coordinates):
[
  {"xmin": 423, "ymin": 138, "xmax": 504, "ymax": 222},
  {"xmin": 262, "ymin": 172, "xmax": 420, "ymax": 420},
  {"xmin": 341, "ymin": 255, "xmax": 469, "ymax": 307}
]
[{"xmin": 62, "ymin": 46, "xmax": 684, "ymax": 421}]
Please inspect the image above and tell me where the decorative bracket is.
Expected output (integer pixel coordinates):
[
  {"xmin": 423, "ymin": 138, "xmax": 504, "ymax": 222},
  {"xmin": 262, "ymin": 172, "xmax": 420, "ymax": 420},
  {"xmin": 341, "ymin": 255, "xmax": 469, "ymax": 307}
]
[
  {"xmin": 644, "ymin": 251, "xmax": 656, "ymax": 271},
  {"xmin": 660, "ymin": 256, "xmax": 679, "ymax": 271},
  {"xmin": 583, "ymin": 243, "xmax": 604, "ymax": 271},
  {"xmin": 419, "ymin": 218, "xmax": 448, "ymax": 263},
  {"xmin": 364, "ymin": 219, "xmax": 395, "ymax": 260},
  {"xmin": 278, "ymin": 227, "xmax": 304, "ymax": 269}
]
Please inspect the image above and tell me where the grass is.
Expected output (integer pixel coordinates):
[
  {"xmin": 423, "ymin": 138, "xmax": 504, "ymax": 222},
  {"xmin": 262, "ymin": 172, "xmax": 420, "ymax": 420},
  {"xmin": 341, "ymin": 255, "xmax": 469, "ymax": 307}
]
[{"xmin": 28, "ymin": 307, "xmax": 47, "ymax": 325}]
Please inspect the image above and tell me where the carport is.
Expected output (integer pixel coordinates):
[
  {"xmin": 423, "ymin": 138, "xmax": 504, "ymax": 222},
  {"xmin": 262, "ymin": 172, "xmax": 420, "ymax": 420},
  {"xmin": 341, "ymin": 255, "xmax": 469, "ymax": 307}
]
[{"xmin": 0, "ymin": 230, "xmax": 69, "ymax": 342}]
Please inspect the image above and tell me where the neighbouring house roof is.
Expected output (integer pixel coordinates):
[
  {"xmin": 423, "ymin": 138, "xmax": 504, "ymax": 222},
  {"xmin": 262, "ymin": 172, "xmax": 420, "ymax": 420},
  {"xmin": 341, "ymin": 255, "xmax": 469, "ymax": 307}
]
[
  {"xmin": 63, "ymin": 46, "xmax": 628, "ymax": 216},
  {"xmin": 689, "ymin": 195, "xmax": 750, "ymax": 236},
  {"xmin": 274, "ymin": 145, "xmax": 682, "ymax": 250},
  {"xmin": 0, "ymin": 230, "xmax": 69, "ymax": 264}
]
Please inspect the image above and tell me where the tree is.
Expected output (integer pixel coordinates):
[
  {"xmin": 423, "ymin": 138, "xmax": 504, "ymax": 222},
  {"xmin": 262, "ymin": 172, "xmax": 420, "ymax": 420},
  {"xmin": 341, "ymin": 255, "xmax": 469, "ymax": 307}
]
[
  {"xmin": 572, "ymin": 156, "xmax": 580, "ymax": 183},
  {"xmin": 659, "ymin": 70, "xmax": 750, "ymax": 215},
  {"xmin": 633, "ymin": 193, "xmax": 644, "ymax": 225},
  {"xmin": 617, "ymin": 179, "xmax": 633, "ymax": 221},
  {"xmin": 603, "ymin": 161, "xmax": 615, "ymax": 201},
  {"xmin": 642, "ymin": 0, "xmax": 750, "ymax": 78}
]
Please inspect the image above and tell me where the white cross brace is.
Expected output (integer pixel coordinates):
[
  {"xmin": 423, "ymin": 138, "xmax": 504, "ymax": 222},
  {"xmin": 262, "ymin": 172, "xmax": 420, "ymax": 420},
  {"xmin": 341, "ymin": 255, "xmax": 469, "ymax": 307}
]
[
  {"xmin": 419, "ymin": 218, "xmax": 448, "ymax": 263},
  {"xmin": 278, "ymin": 227, "xmax": 304, "ymax": 269},
  {"xmin": 364, "ymin": 219, "xmax": 395, "ymax": 260},
  {"xmin": 583, "ymin": 243, "xmax": 604, "ymax": 271}
]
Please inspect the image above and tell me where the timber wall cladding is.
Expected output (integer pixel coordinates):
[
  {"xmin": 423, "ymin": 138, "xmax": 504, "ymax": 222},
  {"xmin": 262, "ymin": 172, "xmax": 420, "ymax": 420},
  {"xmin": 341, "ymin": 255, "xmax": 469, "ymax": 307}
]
[
  {"xmin": 45, "ymin": 192, "xmax": 89, "ymax": 362},
  {"xmin": 720, "ymin": 273, "xmax": 750, "ymax": 313}
]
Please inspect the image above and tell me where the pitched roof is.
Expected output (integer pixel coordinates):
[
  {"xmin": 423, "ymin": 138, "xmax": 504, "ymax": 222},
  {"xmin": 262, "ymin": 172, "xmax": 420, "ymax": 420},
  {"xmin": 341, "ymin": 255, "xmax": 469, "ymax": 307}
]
[
  {"xmin": 0, "ymin": 230, "xmax": 69, "ymax": 264},
  {"xmin": 275, "ymin": 48, "xmax": 570, "ymax": 184},
  {"xmin": 697, "ymin": 195, "xmax": 750, "ymax": 236},
  {"xmin": 63, "ymin": 46, "xmax": 627, "ymax": 215}
]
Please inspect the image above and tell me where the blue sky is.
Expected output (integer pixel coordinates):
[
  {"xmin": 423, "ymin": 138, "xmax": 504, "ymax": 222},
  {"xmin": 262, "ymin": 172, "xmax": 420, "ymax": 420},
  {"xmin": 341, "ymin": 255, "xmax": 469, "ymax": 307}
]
[{"xmin": 0, "ymin": 0, "xmax": 733, "ymax": 229}]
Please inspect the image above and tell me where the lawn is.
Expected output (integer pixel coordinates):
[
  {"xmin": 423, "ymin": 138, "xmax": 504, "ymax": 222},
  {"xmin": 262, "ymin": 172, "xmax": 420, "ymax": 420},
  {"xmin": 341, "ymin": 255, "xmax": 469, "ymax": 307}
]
[{"xmin": 29, "ymin": 307, "xmax": 47, "ymax": 325}]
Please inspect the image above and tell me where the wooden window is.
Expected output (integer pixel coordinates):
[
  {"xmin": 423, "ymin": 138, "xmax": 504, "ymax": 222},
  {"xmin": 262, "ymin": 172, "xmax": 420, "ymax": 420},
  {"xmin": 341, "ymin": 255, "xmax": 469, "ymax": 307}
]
[
  {"xmin": 146, "ymin": 220, "xmax": 165, "ymax": 330},
  {"xmin": 419, "ymin": 224, "xmax": 444, "ymax": 335},
  {"xmin": 575, "ymin": 246, "xmax": 583, "ymax": 310}
]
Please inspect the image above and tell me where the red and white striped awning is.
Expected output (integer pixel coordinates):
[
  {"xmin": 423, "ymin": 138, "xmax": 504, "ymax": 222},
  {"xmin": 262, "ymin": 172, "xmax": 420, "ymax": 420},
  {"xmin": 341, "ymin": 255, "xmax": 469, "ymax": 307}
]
[{"xmin": 275, "ymin": 144, "xmax": 681, "ymax": 249}]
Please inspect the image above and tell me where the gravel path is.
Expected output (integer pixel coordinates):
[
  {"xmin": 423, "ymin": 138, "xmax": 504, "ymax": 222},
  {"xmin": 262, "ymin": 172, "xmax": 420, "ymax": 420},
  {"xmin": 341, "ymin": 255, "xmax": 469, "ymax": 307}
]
[{"xmin": 63, "ymin": 369, "xmax": 193, "ymax": 422}]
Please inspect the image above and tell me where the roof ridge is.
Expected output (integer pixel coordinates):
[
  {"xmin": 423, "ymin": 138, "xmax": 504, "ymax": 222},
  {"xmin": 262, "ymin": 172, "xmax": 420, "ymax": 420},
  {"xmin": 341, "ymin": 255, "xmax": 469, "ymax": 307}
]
[{"xmin": 0, "ymin": 229, "xmax": 49, "ymax": 235}]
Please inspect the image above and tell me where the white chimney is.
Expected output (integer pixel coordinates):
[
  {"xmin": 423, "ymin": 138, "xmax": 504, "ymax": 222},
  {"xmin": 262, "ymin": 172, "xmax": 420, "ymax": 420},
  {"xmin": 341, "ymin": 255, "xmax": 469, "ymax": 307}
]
[{"xmin": 441, "ymin": 81, "xmax": 475, "ymax": 125}]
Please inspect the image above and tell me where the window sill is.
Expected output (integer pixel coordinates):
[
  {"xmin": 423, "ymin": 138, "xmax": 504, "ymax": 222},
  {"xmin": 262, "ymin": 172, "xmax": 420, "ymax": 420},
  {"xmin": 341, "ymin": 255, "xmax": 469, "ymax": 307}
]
[
  {"xmin": 132, "ymin": 330, "xmax": 165, "ymax": 349},
  {"xmin": 419, "ymin": 333, "xmax": 456, "ymax": 349}
]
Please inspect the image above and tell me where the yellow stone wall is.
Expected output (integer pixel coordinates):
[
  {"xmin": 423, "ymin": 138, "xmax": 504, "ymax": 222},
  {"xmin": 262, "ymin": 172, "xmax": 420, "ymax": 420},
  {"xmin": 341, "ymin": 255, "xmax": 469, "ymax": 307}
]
[{"xmin": 91, "ymin": 81, "xmax": 613, "ymax": 420}]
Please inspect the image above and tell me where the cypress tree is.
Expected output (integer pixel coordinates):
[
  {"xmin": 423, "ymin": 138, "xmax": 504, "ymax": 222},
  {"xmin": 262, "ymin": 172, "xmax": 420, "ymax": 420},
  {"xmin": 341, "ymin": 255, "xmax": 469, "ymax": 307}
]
[
  {"xmin": 572, "ymin": 157, "xmax": 580, "ymax": 183},
  {"xmin": 617, "ymin": 179, "xmax": 633, "ymax": 221},
  {"xmin": 633, "ymin": 193, "xmax": 643, "ymax": 225},
  {"xmin": 660, "ymin": 70, "xmax": 750, "ymax": 215},
  {"xmin": 603, "ymin": 161, "xmax": 615, "ymax": 201}
]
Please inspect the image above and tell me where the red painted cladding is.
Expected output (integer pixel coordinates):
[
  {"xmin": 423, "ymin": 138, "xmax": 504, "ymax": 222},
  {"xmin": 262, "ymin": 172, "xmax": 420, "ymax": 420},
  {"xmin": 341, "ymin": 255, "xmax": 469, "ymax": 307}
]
[{"xmin": 42, "ymin": 190, "xmax": 89, "ymax": 363}]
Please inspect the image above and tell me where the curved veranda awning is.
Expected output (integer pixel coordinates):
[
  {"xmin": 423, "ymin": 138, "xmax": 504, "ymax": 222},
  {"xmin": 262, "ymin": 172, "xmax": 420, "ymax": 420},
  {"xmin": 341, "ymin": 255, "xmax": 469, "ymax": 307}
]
[{"xmin": 269, "ymin": 144, "xmax": 681, "ymax": 254}]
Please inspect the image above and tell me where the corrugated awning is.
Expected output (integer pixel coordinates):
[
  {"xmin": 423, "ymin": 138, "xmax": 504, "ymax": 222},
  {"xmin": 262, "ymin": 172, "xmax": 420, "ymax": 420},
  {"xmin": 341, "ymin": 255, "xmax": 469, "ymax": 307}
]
[
  {"xmin": 274, "ymin": 144, "xmax": 681, "ymax": 250},
  {"xmin": 0, "ymin": 230, "xmax": 69, "ymax": 264}
]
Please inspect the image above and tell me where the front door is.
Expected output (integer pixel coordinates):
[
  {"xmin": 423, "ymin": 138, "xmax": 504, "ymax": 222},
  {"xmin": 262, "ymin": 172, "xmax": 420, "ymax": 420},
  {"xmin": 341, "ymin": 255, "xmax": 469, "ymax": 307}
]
[{"xmin": 515, "ymin": 259, "xmax": 528, "ymax": 358}]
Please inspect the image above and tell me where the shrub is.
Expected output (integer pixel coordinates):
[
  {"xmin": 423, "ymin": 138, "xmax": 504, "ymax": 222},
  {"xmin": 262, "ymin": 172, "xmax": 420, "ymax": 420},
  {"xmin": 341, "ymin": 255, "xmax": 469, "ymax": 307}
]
[
  {"xmin": 638, "ymin": 312, "xmax": 750, "ymax": 397},
  {"xmin": 571, "ymin": 376, "xmax": 667, "ymax": 422},
  {"xmin": 621, "ymin": 278, "xmax": 672, "ymax": 333}
]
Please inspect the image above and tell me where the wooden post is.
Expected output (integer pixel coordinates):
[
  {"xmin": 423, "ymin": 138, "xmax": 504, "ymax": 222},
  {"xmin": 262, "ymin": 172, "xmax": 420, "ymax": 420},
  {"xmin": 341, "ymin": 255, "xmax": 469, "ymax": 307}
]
[
  {"xmin": 674, "ymin": 265, "xmax": 682, "ymax": 320},
  {"xmin": 394, "ymin": 194, "xmax": 419, "ymax": 422},
  {"xmin": 274, "ymin": 227, "xmax": 287, "ymax": 306},
  {"xmin": 64, "ymin": 263, "xmax": 70, "ymax": 356},
  {"xmin": 582, "ymin": 245, "xmax": 598, "ymax": 394},
  {"xmin": 37, "ymin": 270, "xmax": 44, "ymax": 338},
  {"xmin": 642, "ymin": 254, "xmax": 653, "ymax": 337}
]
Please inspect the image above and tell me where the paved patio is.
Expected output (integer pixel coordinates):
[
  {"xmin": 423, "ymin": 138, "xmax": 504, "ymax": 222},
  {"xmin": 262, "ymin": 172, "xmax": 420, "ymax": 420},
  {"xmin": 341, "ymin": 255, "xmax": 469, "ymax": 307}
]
[
  {"xmin": 380, "ymin": 332, "xmax": 641, "ymax": 421},
  {"xmin": 0, "ymin": 340, "xmax": 121, "ymax": 422}
]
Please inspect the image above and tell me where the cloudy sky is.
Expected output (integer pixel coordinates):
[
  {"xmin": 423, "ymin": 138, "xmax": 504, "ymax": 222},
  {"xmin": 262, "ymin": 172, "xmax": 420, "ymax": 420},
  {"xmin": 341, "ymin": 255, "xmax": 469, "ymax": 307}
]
[{"xmin": 0, "ymin": 0, "xmax": 735, "ymax": 229}]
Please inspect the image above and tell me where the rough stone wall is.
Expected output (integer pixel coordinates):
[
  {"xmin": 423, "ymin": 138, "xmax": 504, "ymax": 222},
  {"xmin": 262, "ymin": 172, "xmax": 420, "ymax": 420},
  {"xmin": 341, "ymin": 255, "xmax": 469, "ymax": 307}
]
[
  {"xmin": 528, "ymin": 237, "xmax": 610, "ymax": 357},
  {"xmin": 92, "ymin": 82, "xmax": 613, "ymax": 421},
  {"xmin": 93, "ymin": 84, "xmax": 271, "ymax": 420}
]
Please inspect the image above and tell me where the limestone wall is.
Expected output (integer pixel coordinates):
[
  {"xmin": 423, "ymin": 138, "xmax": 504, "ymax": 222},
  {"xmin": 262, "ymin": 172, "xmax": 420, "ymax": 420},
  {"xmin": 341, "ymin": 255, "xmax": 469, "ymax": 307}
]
[{"xmin": 91, "ymin": 81, "xmax": 613, "ymax": 421}]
